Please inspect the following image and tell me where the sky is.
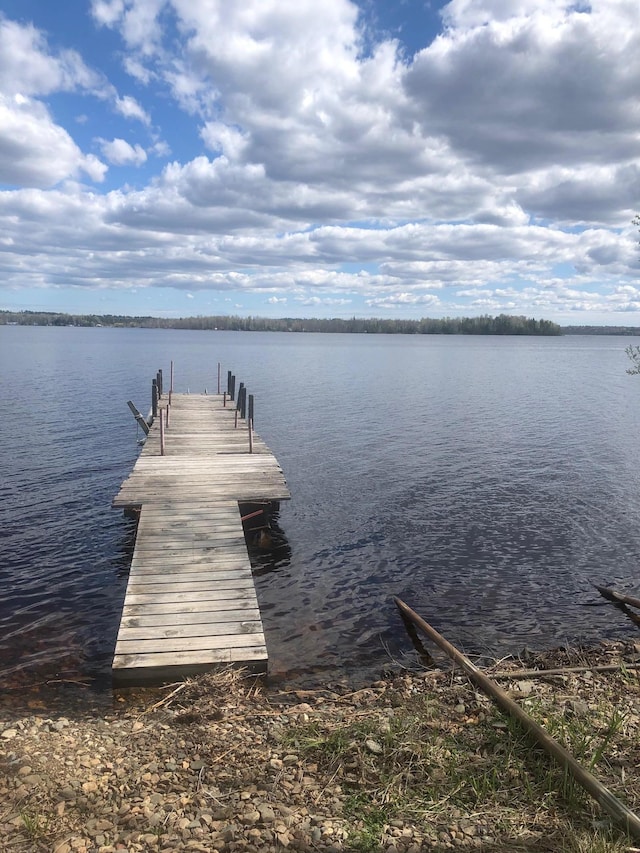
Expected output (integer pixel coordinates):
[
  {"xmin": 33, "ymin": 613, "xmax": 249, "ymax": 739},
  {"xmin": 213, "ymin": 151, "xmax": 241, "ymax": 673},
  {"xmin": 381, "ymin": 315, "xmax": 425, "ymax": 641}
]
[{"xmin": 0, "ymin": 0, "xmax": 639, "ymax": 323}]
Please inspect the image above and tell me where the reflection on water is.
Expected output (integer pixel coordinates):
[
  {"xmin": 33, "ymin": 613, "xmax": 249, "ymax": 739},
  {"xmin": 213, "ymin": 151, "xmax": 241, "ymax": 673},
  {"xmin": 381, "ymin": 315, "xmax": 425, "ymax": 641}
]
[{"xmin": 2, "ymin": 327, "xmax": 640, "ymax": 704}]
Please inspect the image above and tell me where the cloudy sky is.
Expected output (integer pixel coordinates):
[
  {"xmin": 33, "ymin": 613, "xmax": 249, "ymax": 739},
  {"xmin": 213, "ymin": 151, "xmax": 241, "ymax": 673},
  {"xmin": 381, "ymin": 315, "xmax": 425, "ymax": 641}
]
[{"xmin": 1, "ymin": 0, "xmax": 639, "ymax": 322}]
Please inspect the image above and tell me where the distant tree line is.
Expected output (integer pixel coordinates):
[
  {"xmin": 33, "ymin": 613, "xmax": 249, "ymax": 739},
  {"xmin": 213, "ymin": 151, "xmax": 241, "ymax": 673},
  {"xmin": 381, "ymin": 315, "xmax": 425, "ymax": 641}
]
[
  {"xmin": 562, "ymin": 325, "xmax": 640, "ymax": 336},
  {"xmin": 0, "ymin": 310, "xmax": 563, "ymax": 335}
]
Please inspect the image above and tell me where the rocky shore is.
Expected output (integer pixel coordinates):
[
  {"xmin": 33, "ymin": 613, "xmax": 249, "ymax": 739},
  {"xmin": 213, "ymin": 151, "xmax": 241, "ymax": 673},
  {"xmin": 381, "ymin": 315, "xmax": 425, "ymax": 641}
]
[{"xmin": 2, "ymin": 642, "xmax": 640, "ymax": 853}]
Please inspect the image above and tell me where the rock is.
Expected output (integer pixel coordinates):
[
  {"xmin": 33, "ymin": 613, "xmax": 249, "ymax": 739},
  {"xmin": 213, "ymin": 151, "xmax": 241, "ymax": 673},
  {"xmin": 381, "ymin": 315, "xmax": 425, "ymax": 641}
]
[
  {"xmin": 565, "ymin": 699, "xmax": 590, "ymax": 717},
  {"xmin": 257, "ymin": 803, "xmax": 276, "ymax": 823},
  {"xmin": 365, "ymin": 738, "xmax": 383, "ymax": 754}
]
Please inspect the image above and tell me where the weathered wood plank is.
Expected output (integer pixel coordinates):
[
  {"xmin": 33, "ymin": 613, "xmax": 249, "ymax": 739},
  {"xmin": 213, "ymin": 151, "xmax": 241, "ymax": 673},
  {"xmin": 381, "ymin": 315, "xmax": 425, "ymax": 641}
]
[
  {"xmin": 127, "ymin": 569, "xmax": 253, "ymax": 584},
  {"xmin": 132, "ymin": 534, "xmax": 248, "ymax": 549},
  {"xmin": 123, "ymin": 587, "xmax": 257, "ymax": 606},
  {"xmin": 115, "ymin": 632, "xmax": 266, "ymax": 655},
  {"xmin": 129, "ymin": 556, "xmax": 251, "ymax": 571},
  {"xmin": 117, "ymin": 621, "xmax": 263, "ymax": 641},
  {"xmin": 125, "ymin": 579, "xmax": 256, "ymax": 595},
  {"xmin": 122, "ymin": 599, "xmax": 259, "ymax": 616},
  {"xmin": 112, "ymin": 646, "xmax": 268, "ymax": 676},
  {"xmin": 121, "ymin": 608, "xmax": 261, "ymax": 628},
  {"xmin": 114, "ymin": 487, "xmax": 290, "ymax": 506}
]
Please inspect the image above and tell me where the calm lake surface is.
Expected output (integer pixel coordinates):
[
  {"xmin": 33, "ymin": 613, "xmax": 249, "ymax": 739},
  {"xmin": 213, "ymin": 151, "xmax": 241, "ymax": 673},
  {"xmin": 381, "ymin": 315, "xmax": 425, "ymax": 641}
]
[{"xmin": 2, "ymin": 327, "xmax": 640, "ymax": 700}]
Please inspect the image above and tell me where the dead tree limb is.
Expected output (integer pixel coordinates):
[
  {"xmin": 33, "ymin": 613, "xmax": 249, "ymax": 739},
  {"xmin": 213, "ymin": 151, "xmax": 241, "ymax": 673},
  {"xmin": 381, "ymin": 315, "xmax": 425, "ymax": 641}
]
[{"xmin": 593, "ymin": 583, "xmax": 640, "ymax": 612}]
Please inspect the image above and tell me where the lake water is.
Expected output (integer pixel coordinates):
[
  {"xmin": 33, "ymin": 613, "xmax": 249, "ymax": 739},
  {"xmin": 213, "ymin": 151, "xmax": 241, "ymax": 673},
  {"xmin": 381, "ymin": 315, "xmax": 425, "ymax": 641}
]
[{"xmin": 2, "ymin": 326, "xmax": 640, "ymax": 701}]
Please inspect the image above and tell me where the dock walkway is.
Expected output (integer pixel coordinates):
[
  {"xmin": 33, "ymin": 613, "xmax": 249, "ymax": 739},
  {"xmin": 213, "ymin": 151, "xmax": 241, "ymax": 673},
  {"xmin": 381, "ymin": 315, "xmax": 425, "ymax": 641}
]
[{"xmin": 112, "ymin": 391, "xmax": 290, "ymax": 685}]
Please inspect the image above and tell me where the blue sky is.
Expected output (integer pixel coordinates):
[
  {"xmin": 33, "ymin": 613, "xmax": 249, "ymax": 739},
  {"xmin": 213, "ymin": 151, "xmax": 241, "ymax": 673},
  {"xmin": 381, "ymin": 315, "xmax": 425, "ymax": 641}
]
[{"xmin": 0, "ymin": 0, "xmax": 639, "ymax": 322}]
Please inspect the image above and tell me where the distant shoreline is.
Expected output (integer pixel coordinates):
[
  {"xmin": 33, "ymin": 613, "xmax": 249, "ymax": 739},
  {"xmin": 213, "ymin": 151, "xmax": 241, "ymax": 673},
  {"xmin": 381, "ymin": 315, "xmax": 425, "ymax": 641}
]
[{"xmin": 3, "ymin": 310, "xmax": 640, "ymax": 336}]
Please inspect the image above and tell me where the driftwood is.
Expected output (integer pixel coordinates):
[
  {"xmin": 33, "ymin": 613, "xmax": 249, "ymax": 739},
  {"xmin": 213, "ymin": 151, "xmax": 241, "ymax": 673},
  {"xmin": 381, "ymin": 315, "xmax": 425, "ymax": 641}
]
[
  {"xmin": 491, "ymin": 662, "xmax": 640, "ymax": 680},
  {"xmin": 593, "ymin": 583, "xmax": 640, "ymax": 612},
  {"xmin": 393, "ymin": 596, "xmax": 640, "ymax": 842}
]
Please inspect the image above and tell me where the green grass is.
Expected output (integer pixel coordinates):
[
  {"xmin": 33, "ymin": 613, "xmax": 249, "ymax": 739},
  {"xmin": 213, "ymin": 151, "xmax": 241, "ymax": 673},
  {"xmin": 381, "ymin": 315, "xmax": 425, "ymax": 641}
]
[{"xmin": 19, "ymin": 808, "xmax": 49, "ymax": 840}]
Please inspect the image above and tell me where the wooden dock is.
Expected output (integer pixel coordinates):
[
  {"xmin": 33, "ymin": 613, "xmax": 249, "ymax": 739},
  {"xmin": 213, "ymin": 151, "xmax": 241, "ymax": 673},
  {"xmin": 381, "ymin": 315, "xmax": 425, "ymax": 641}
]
[{"xmin": 112, "ymin": 387, "xmax": 290, "ymax": 685}]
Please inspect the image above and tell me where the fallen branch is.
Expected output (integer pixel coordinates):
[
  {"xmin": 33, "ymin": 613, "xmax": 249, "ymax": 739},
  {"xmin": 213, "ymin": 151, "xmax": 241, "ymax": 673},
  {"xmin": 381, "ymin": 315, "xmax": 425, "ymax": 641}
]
[
  {"xmin": 593, "ymin": 583, "xmax": 640, "ymax": 611},
  {"xmin": 394, "ymin": 596, "xmax": 640, "ymax": 842},
  {"xmin": 491, "ymin": 662, "xmax": 640, "ymax": 680}
]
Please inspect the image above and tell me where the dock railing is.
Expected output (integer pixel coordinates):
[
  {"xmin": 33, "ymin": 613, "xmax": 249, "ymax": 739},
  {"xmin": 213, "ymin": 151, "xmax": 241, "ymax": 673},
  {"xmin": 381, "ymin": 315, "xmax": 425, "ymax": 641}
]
[{"xmin": 128, "ymin": 361, "xmax": 257, "ymax": 455}]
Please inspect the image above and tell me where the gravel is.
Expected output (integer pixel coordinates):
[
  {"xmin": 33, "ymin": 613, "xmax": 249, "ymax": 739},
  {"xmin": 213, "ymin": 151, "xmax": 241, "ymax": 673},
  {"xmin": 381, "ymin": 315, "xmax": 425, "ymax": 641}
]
[{"xmin": 1, "ymin": 642, "xmax": 640, "ymax": 853}]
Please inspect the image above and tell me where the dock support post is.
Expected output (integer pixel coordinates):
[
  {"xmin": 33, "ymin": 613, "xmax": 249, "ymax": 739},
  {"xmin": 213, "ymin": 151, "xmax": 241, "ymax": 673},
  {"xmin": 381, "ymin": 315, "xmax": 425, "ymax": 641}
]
[
  {"xmin": 217, "ymin": 362, "xmax": 221, "ymax": 395},
  {"xmin": 170, "ymin": 361, "xmax": 174, "ymax": 394},
  {"xmin": 227, "ymin": 370, "xmax": 232, "ymax": 396},
  {"xmin": 248, "ymin": 394, "xmax": 254, "ymax": 427},
  {"xmin": 152, "ymin": 379, "xmax": 158, "ymax": 420},
  {"xmin": 157, "ymin": 370, "xmax": 163, "ymax": 398},
  {"xmin": 240, "ymin": 387, "xmax": 247, "ymax": 420},
  {"xmin": 160, "ymin": 405, "xmax": 165, "ymax": 455},
  {"xmin": 248, "ymin": 417, "xmax": 254, "ymax": 453},
  {"xmin": 230, "ymin": 375, "xmax": 236, "ymax": 401},
  {"xmin": 237, "ymin": 383, "xmax": 245, "ymax": 416}
]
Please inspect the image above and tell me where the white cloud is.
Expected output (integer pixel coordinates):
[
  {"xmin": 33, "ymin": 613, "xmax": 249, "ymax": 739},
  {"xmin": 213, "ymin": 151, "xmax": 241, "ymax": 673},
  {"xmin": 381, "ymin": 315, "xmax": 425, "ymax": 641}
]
[
  {"xmin": 0, "ymin": 16, "xmax": 104, "ymax": 97},
  {"xmin": 404, "ymin": 1, "xmax": 640, "ymax": 183},
  {"xmin": 0, "ymin": 95, "xmax": 107, "ymax": 187},
  {"xmin": 150, "ymin": 139, "xmax": 171, "ymax": 157},
  {"xmin": 122, "ymin": 54, "xmax": 153, "ymax": 84},
  {"xmin": 200, "ymin": 122, "xmax": 248, "ymax": 160},
  {"xmin": 114, "ymin": 94, "xmax": 151, "ymax": 124},
  {"xmin": 90, "ymin": 0, "xmax": 126, "ymax": 28},
  {"xmin": 366, "ymin": 292, "xmax": 441, "ymax": 310},
  {"xmin": 99, "ymin": 137, "xmax": 148, "ymax": 166},
  {"xmin": 91, "ymin": 0, "xmax": 165, "ymax": 54}
]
